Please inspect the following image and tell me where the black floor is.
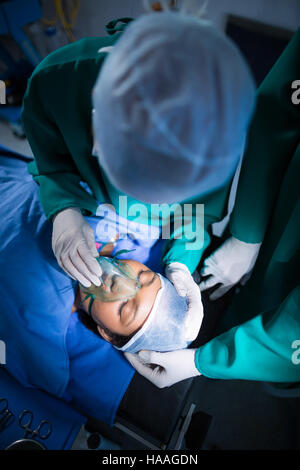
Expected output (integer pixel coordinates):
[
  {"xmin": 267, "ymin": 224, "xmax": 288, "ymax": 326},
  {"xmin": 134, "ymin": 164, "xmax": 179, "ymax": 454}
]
[{"xmin": 185, "ymin": 376, "xmax": 300, "ymax": 450}]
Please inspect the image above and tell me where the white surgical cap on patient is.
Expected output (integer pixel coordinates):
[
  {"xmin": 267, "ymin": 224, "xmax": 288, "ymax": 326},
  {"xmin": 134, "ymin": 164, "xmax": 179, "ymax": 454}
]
[
  {"xmin": 93, "ymin": 11, "xmax": 256, "ymax": 203},
  {"xmin": 115, "ymin": 274, "xmax": 200, "ymax": 354}
]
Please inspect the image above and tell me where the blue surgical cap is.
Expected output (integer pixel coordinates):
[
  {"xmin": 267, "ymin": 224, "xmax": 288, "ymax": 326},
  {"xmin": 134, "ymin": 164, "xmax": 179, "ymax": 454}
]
[
  {"xmin": 116, "ymin": 274, "xmax": 199, "ymax": 353},
  {"xmin": 93, "ymin": 11, "xmax": 256, "ymax": 203}
]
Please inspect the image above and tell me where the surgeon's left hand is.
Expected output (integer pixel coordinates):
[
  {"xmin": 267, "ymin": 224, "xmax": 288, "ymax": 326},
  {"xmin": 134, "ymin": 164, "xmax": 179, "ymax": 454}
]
[
  {"xmin": 165, "ymin": 262, "xmax": 203, "ymax": 340},
  {"xmin": 125, "ymin": 349, "xmax": 200, "ymax": 388}
]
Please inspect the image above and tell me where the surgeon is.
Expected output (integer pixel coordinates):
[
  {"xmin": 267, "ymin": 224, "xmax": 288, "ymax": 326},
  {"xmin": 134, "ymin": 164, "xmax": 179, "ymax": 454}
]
[
  {"xmin": 21, "ymin": 2, "xmax": 255, "ymax": 327},
  {"xmin": 126, "ymin": 27, "xmax": 300, "ymax": 387}
]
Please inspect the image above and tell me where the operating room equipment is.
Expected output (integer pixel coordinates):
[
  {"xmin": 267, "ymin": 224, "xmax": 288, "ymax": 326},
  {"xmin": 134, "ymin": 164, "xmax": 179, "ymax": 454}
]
[
  {"xmin": 5, "ymin": 438, "xmax": 47, "ymax": 450},
  {"xmin": 0, "ymin": 412, "xmax": 15, "ymax": 433},
  {"xmin": 18, "ymin": 410, "xmax": 52, "ymax": 440},
  {"xmin": 0, "ymin": 368, "xmax": 85, "ymax": 450},
  {"xmin": 0, "ymin": 0, "xmax": 42, "ymax": 135},
  {"xmin": 0, "ymin": 398, "xmax": 9, "ymax": 415},
  {"xmin": 41, "ymin": 0, "xmax": 81, "ymax": 44},
  {"xmin": 0, "ymin": 0, "xmax": 42, "ymax": 66},
  {"xmin": 0, "ymin": 398, "xmax": 15, "ymax": 433}
]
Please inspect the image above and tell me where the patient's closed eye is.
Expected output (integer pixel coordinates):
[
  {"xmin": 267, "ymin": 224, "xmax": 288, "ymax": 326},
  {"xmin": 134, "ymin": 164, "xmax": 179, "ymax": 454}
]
[
  {"xmin": 117, "ymin": 271, "xmax": 158, "ymax": 325},
  {"xmin": 118, "ymin": 301, "xmax": 128, "ymax": 317},
  {"xmin": 119, "ymin": 299, "xmax": 138, "ymax": 326},
  {"xmin": 137, "ymin": 270, "xmax": 157, "ymax": 286}
]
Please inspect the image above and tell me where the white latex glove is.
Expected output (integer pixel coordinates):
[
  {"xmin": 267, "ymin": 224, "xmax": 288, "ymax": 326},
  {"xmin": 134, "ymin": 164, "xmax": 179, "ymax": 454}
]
[
  {"xmin": 52, "ymin": 207, "xmax": 102, "ymax": 287},
  {"xmin": 165, "ymin": 262, "xmax": 203, "ymax": 341},
  {"xmin": 200, "ymin": 236, "xmax": 262, "ymax": 300},
  {"xmin": 125, "ymin": 349, "xmax": 200, "ymax": 388}
]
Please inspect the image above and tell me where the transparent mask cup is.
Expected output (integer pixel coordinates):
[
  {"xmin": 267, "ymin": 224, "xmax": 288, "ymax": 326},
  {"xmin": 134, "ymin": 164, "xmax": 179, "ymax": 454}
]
[{"xmin": 80, "ymin": 257, "xmax": 141, "ymax": 310}]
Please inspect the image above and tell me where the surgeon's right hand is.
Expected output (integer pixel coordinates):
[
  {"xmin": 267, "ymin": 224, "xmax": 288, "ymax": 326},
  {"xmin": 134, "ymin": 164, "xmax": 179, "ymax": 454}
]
[{"xmin": 52, "ymin": 207, "xmax": 102, "ymax": 287}]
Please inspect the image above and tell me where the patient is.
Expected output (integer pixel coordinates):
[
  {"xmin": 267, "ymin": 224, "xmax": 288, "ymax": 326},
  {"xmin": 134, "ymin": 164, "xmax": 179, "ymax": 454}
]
[{"xmin": 73, "ymin": 255, "xmax": 201, "ymax": 353}]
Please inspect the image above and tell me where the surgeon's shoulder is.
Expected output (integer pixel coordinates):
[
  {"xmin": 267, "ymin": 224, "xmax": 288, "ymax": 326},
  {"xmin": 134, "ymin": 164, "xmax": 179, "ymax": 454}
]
[{"xmin": 31, "ymin": 35, "xmax": 118, "ymax": 78}]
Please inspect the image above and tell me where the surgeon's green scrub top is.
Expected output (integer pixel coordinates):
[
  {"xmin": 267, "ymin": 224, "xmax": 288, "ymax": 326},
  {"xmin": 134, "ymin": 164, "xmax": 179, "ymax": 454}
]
[
  {"xmin": 195, "ymin": 28, "xmax": 300, "ymax": 383},
  {"xmin": 21, "ymin": 18, "xmax": 232, "ymax": 274}
]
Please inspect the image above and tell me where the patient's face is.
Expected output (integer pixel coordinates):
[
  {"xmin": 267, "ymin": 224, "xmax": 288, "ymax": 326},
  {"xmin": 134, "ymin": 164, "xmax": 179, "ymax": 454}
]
[{"xmin": 79, "ymin": 259, "xmax": 161, "ymax": 339}]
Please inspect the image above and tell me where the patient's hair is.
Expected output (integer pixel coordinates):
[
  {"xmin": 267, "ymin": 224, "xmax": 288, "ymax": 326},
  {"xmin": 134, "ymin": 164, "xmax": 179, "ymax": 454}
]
[{"xmin": 77, "ymin": 308, "xmax": 138, "ymax": 348}]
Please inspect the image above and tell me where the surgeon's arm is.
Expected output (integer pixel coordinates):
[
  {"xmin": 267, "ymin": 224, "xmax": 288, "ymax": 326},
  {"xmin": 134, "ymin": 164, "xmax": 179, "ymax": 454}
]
[
  {"xmin": 161, "ymin": 211, "xmax": 211, "ymax": 275},
  {"xmin": 196, "ymin": 287, "xmax": 300, "ymax": 383},
  {"xmin": 162, "ymin": 181, "xmax": 232, "ymax": 274},
  {"xmin": 22, "ymin": 73, "xmax": 101, "ymax": 221},
  {"xmin": 229, "ymin": 28, "xmax": 300, "ymax": 243}
]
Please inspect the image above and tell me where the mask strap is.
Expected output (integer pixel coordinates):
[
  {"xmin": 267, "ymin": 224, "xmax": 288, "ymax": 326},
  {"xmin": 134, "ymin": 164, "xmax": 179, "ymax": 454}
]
[
  {"xmin": 110, "ymin": 248, "xmax": 136, "ymax": 270},
  {"xmin": 112, "ymin": 248, "xmax": 136, "ymax": 259},
  {"xmin": 81, "ymin": 292, "xmax": 95, "ymax": 316}
]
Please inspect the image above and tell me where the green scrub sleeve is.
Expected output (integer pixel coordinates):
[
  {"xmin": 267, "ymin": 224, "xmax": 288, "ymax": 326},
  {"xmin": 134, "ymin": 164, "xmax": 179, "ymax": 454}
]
[
  {"xmin": 161, "ymin": 216, "xmax": 212, "ymax": 274},
  {"xmin": 162, "ymin": 181, "xmax": 232, "ymax": 273},
  {"xmin": 195, "ymin": 286, "xmax": 300, "ymax": 382},
  {"xmin": 22, "ymin": 73, "xmax": 101, "ymax": 220},
  {"xmin": 230, "ymin": 28, "xmax": 300, "ymax": 243}
]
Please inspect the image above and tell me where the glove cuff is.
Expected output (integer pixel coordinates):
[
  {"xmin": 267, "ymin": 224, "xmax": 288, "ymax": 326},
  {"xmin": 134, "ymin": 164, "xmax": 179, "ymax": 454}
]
[
  {"xmin": 165, "ymin": 262, "xmax": 190, "ymax": 274},
  {"xmin": 186, "ymin": 349, "xmax": 201, "ymax": 378},
  {"xmin": 231, "ymin": 235, "xmax": 262, "ymax": 249}
]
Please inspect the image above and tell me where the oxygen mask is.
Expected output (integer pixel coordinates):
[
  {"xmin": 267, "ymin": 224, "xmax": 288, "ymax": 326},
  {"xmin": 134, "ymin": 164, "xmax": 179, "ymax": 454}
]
[{"xmin": 80, "ymin": 256, "xmax": 141, "ymax": 308}]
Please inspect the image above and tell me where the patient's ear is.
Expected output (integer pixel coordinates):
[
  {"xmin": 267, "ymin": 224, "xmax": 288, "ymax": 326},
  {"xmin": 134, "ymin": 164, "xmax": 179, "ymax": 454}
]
[{"xmin": 97, "ymin": 325, "xmax": 112, "ymax": 343}]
